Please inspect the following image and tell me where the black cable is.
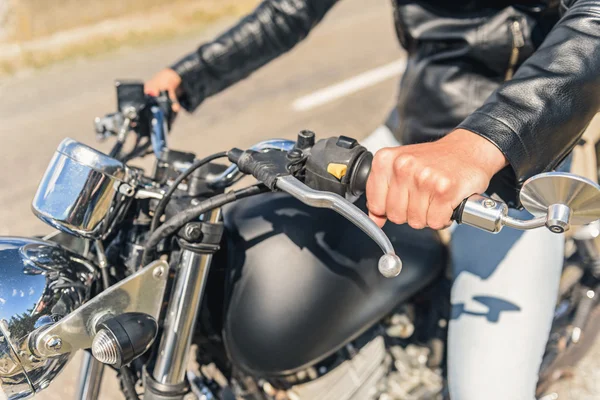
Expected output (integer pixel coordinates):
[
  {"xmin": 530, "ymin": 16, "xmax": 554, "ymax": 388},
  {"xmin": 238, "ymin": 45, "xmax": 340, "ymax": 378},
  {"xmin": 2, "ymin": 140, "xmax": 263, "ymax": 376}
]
[
  {"xmin": 119, "ymin": 366, "xmax": 140, "ymax": 400},
  {"xmin": 150, "ymin": 151, "xmax": 228, "ymax": 232},
  {"xmin": 109, "ymin": 141, "xmax": 124, "ymax": 159},
  {"xmin": 142, "ymin": 184, "xmax": 267, "ymax": 265},
  {"xmin": 121, "ymin": 135, "xmax": 142, "ymax": 162},
  {"xmin": 122, "ymin": 137, "xmax": 152, "ymax": 162}
]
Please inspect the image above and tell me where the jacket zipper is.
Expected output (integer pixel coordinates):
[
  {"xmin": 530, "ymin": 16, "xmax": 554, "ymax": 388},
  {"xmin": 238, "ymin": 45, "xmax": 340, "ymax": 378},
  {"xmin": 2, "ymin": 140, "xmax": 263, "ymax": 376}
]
[{"xmin": 505, "ymin": 19, "xmax": 525, "ymax": 81}]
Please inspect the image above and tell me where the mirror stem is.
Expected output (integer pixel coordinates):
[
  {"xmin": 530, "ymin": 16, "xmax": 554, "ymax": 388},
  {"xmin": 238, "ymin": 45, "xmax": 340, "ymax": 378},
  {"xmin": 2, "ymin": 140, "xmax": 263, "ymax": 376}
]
[{"xmin": 501, "ymin": 215, "xmax": 546, "ymax": 230}]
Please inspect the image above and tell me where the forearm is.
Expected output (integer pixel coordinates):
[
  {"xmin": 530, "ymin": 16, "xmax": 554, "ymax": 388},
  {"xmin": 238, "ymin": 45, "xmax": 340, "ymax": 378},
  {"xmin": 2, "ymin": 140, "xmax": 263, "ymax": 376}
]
[
  {"xmin": 171, "ymin": 0, "xmax": 338, "ymax": 111},
  {"xmin": 458, "ymin": 0, "xmax": 600, "ymax": 184}
]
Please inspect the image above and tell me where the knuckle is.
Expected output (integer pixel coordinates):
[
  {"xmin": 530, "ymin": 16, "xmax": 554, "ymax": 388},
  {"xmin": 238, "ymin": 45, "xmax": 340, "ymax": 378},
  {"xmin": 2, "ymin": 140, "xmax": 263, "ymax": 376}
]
[
  {"xmin": 366, "ymin": 198, "xmax": 384, "ymax": 214},
  {"xmin": 408, "ymin": 219, "xmax": 425, "ymax": 230},
  {"xmin": 427, "ymin": 204, "xmax": 453, "ymax": 230},
  {"xmin": 366, "ymin": 196, "xmax": 386, "ymax": 216},
  {"xmin": 433, "ymin": 177, "xmax": 452, "ymax": 197},
  {"xmin": 407, "ymin": 210, "xmax": 425, "ymax": 229},
  {"xmin": 386, "ymin": 205, "xmax": 406, "ymax": 225},
  {"xmin": 373, "ymin": 148, "xmax": 395, "ymax": 170},
  {"xmin": 427, "ymin": 219, "xmax": 447, "ymax": 230},
  {"xmin": 393, "ymin": 154, "xmax": 415, "ymax": 175},
  {"xmin": 415, "ymin": 167, "xmax": 433, "ymax": 187},
  {"xmin": 368, "ymin": 205, "xmax": 386, "ymax": 216},
  {"xmin": 387, "ymin": 213, "xmax": 406, "ymax": 225}
]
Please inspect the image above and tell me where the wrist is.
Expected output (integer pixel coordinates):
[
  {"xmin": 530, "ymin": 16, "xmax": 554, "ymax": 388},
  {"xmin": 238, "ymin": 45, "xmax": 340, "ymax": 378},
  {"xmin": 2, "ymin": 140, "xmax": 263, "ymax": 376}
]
[
  {"xmin": 444, "ymin": 128, "xmax": 509, "ymax": 178},
  {"xmin": 165, "ymin": 69, "xmax": 182, "ymax": 88}
]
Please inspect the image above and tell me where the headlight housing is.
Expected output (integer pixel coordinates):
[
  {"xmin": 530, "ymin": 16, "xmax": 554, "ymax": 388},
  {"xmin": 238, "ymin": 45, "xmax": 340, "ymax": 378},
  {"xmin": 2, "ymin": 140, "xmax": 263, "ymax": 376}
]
[
  {"xmin": 0, "ymin": 237, "xmax": 95, "ymax": 399},
  {"xmin": 32, "ymin": 138, "xmax": 136, "ymax": 239}
]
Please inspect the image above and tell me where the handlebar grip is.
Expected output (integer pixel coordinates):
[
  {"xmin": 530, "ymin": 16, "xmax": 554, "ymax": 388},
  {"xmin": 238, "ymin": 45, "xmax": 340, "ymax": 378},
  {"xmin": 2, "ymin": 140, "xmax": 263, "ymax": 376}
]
[
  {"xmin": 348, "ymin": 151, "xmax": 373, "ymax": 196},
  {"xmin": 451, "ymin": 198, "xmax": 468, "ymax": 223}
]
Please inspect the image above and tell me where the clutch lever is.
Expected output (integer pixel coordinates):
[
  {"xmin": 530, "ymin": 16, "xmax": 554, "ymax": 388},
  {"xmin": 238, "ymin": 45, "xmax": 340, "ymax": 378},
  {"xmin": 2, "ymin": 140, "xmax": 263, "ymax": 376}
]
[{"xmin": 276, "ymin": 175, "xmax": 403, "ymax": 278}]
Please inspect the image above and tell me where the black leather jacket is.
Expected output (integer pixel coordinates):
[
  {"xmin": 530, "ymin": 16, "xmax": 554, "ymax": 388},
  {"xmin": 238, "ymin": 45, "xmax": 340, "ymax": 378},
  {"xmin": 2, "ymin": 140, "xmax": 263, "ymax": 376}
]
[{"xmin": 172, "ymin": 0, "xmax": 600, "ymax": 200}]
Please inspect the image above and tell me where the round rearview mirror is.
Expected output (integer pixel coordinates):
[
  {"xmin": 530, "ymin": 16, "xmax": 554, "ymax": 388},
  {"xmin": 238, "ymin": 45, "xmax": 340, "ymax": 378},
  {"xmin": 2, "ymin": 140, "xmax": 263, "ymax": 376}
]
[{"xmin": 520, "ymin": 172, "xmax": 600, "ymax": 226}]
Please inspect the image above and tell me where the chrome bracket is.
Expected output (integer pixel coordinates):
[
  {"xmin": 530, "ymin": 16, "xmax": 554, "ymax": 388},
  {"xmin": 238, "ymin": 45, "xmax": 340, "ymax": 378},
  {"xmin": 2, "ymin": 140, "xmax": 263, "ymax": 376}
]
[{"xmin": 34, "ymin": 260, "xmax": 168, "ymax": 357}]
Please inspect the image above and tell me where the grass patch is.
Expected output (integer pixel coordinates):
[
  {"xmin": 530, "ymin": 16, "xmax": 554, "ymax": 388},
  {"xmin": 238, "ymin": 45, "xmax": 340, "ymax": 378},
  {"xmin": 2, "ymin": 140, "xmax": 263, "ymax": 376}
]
[{"xmin": 0, "ymin": 0, "xmax": 259, "ymax": 76}]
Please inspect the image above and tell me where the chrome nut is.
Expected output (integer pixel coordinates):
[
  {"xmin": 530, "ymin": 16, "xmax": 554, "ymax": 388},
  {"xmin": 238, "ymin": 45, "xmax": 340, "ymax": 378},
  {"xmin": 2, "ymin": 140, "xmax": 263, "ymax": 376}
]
[{"xmin": 546, "ymin": 204, "xmax": 571, "ymax": 234}]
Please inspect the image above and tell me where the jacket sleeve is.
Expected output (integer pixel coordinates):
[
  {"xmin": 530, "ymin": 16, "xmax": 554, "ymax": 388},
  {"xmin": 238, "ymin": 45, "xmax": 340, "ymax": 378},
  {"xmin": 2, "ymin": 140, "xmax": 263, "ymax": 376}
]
[
  {"xmin": 457, "ymin": 0, "xmax": 600, "ymax": 184},
  {"xmin": 170, "ymin": 0, "xmax": 339, "ymax": 111}
]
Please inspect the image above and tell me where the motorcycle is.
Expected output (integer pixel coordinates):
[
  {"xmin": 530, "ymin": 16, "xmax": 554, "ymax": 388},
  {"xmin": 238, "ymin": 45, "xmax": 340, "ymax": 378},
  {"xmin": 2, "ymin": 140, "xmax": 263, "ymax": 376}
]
[{"xmin": 1, "ymin": 81, "xmax": 599, "ymax": 400}]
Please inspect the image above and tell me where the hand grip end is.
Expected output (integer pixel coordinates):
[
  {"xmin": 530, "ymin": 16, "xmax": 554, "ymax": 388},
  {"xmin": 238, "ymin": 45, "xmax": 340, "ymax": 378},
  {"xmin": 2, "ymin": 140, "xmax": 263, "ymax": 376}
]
[{"xmin": 378, "ymin": 254, "xmax": 402, "ymax": 278}]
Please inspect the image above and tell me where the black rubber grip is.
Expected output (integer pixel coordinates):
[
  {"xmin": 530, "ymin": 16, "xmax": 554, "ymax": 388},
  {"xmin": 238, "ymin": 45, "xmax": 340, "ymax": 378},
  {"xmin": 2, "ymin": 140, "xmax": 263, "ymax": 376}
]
[
  {"xmin": 349, "ymin": 151, "xmax": 373, "ymax": 196},
  {"xmin": 452, "ymin": 198, "xmax": 468, "ymax": 223}
]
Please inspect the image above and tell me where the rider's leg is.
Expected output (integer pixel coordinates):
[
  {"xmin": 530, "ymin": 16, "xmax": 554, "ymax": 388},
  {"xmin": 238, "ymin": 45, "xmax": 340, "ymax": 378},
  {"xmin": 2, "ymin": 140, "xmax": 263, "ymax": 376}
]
[{"xmin": 447, "ymin": 211, "xmax": 563, "ymax": 400}]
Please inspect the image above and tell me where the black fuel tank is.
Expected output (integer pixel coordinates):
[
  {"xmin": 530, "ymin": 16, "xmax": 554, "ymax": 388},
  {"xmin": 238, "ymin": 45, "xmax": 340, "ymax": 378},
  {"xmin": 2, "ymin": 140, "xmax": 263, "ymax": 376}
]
[{"xmin": 222, "ymin": 193, "xmax": 445, "ymax": 376}]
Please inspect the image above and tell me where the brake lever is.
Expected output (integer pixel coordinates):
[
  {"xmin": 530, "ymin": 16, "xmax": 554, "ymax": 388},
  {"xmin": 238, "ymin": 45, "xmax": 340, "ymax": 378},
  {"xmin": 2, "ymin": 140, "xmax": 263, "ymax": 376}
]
[{"xmin": 275, "ymin": 175, "xmax": 403, "ymax": 278}]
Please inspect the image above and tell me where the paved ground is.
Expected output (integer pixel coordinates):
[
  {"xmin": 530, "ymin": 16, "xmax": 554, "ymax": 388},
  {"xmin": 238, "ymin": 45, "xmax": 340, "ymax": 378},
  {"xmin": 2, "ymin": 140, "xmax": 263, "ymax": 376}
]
[{"xmin": 0, "ymin": 0, "xmax": 598, "ymax": 399}]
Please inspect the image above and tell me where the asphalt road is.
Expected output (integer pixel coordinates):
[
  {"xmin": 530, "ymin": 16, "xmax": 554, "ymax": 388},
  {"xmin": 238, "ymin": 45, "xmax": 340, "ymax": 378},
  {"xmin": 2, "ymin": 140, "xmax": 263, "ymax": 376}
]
[{"xmin": 0, "ymin": 0, "xmax": 597, "ymax": 399}]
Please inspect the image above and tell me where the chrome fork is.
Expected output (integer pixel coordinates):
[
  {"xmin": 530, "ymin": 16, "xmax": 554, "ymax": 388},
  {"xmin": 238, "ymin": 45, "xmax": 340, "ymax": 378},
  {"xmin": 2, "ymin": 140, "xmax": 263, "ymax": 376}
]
[
  {"xmin": 76, "ymin": 352, "xmax": 104, "ymax": 400},
  {"xmin": 145, "ymin": 208, "xmax": 221, "ymax": 399}
]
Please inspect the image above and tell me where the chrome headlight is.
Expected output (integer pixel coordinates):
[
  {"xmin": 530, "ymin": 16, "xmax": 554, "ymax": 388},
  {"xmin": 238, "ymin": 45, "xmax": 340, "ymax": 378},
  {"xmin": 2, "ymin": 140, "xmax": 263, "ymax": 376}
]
[
  {"xmin": 32, "ymin": 138, "xmax": 136, "ymax": 239},
  {"xmin": 0, "ymin": 237, "xmax": 95, "ymax": 399}
]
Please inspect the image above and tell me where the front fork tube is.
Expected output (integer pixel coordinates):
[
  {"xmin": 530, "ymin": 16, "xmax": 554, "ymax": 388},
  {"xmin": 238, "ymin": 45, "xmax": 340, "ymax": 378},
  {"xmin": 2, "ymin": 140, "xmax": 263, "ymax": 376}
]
[
  {"xmin": 145, "ymin": 208, "xmax": 221, "ymax": 400},
  {"xmin": 75, "ymin": 351, "xmax": 105, "ymax": 400}
]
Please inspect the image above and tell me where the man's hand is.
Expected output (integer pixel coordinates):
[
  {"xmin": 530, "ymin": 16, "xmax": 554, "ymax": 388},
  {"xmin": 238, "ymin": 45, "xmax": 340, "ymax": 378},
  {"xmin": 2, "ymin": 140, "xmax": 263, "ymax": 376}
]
[
  {"xmin": 366, "ymin": 129, "xmax": 508, "ymax": 229},
  {"xmin": 145, "ymin": 68, "xmax": 183, "ymax": 112}
]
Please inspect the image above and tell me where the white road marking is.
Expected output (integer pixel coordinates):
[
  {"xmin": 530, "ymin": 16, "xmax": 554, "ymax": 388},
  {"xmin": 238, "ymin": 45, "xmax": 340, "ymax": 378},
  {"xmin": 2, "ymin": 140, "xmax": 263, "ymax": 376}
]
[{"xmin": 292, "ymin": 59, "xmax": 406, "ymax": 112}]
